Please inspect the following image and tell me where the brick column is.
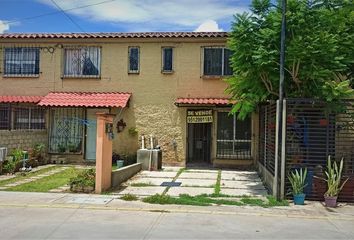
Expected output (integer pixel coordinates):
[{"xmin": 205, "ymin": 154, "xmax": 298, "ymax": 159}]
[{"xmin": 95, "ymin": 113, "xmax": 115, "ymax": 194}]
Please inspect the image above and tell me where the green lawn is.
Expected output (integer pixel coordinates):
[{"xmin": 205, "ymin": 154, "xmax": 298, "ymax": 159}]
[
  {"xmin": 6, "ymin": 167, "xmax": 80, "ymax": 192},
  {"xmin": 0, "ymin": 166, "xmax": 60, "ymax": 187},
  {"xmin": 142, "ymin": 194, "xmax": 289, "ymax": 208}
]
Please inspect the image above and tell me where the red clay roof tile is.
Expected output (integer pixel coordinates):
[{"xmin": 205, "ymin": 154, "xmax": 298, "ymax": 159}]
[
  {"xmin": 175, "ymin": 98, "xmax": 232, "ymax": 106},
  {"xmin": 38, "ymin": 92, "xmax": 131, "ymax": 108},
  {"xmin": 0, "ymin": 32, "xmax": 228, "ymax": 40},
  {"xmin": 0, "ymin": 96, "xmax": 43, "ymax": 103}
]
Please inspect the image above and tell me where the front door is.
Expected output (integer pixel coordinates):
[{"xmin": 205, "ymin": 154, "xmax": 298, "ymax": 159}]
[
  {"xmin": 187, "ymin": 123, "xmax": 211, "ymax": 163},
  {"xmin": 85, "ymin": 109, "xmax": 97, "ymax": 161}
]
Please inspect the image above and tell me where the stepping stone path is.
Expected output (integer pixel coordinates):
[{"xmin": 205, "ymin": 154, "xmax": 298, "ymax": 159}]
[
  {"xmin": 114, "ymin": 167, "xmax": 268, "ymax": 198},
  {"xmin": 0, "ymin": 166, "xmax": 69, "ymax": 190}
]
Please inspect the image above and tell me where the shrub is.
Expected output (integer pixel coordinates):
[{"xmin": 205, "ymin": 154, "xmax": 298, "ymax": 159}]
[{"xmin": 69, "ymin": 168, "xmax": 95, "ymax": 192}]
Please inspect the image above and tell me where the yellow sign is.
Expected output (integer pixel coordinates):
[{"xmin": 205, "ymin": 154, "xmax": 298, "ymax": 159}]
[{"xmin": 187, "ymin": 110, "xmax": 213, "ymax": 123}]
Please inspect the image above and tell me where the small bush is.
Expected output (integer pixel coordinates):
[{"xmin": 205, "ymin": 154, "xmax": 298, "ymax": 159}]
[
  {"xmin": 120, "ymin": 194, "xmax": 138, "ymax": 201},
  {"xmin": 69, "ymin": 168, "xmax": 95, "ymax": 192}
]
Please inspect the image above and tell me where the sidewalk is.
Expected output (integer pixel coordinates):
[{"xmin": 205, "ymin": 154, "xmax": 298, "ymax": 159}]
[{"xmin": 0, "ymin": 191, "xmax": 353, "ymax": 221}]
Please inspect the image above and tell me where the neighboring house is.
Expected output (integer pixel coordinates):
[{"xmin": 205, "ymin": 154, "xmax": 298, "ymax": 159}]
[{"xmin": 0, "ymin": 32, "xmax": 258, "ymax": 167}]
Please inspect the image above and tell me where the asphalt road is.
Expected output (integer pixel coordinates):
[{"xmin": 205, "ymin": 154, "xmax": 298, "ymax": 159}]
[{"xmin": 0, "ymin": 206, "xmax": 353, "ymax": 239}]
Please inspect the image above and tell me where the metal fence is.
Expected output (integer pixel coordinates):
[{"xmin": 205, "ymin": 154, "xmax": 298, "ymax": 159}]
[
  {"xmin": 259, "ymin": 102, "xmax": 277, "ymax": 176},
  {"xmin": 285, "ymin": 99, "xmax": 354, "ymax": 202}
]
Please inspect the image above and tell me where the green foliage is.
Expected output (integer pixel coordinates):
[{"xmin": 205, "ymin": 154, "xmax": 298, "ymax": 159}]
[
  {"xmin": 128, "ymin": 127, "xmax": 138, "ymax": 136},
  {"xmin": 11, "ymin": 148, "xmax": 24, "ymax": 162},
  {"xmin": 324, "ymin": 156, "xmax": 348, "ymax": 197},
  {"xmin": 142, "ymin": 194, "xmax": 289, "ymax": 207},
  {"xmin": 69, "ymin": 168, "xmax": 95, "ymax": 190},
  {"xmin": 227, "ymin": 0, "xmax": 354, "ymax": 118},
  {"xmin": 3, "ymin": 159, "xmax": 17, "ymax": 174},
  {"xmin": 120, "ymin": 194, "xmax": 138, "ymax": 201},
  {"xmin": 288, "ymin": 168, "xmax": 307, "ymax": 195}
]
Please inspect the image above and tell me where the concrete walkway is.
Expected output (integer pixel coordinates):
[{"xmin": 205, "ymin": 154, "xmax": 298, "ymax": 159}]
[{"xmin": 113, "ymin": 167, "xmax": 268, "ymax": 197}]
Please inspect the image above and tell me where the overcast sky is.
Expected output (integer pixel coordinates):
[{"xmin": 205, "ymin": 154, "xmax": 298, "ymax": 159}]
[{"xmin": 0, "ymin": 0, "xmax": 251, "ymax": 33}]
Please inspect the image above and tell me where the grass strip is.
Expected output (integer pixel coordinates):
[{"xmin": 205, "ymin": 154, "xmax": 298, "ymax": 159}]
[
  {"xmin": 214, "ymin": 170, "xmax": 221, "ymax": 195},
  {"xmin": 0, "ymin": 166, "xmax": 60, "ymax": 187},
  {"xmin": 143, "ymin": 194, "xmax": 289, "ymax": 208},
  {"xmin": 120, "ymin": 194, "xmax": 138, "ymax": 201},
  {"xmin": 162, "ymin": 168, "xmax": 185, "ymax": 195},
  {"xmin": 6, "ymin": 167, "xmax": 79, "ymax": 192}
]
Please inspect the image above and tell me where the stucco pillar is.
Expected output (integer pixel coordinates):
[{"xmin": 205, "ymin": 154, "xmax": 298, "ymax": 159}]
[{"xmin": 95, "ymin": 112, "xmax": 115, "ymax": 194}]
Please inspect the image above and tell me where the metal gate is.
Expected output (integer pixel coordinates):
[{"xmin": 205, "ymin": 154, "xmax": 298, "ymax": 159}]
[{"xmin": 187, "ymin": 123, "xmax": 211, "ymax": 163}]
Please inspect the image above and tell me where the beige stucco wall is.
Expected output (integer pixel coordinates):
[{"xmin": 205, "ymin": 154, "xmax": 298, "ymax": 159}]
[{"xmin": 0, "ymin": 37, "xmax": 246, "ymax": 166}]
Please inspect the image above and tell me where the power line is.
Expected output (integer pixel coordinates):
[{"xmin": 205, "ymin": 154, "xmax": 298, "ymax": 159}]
[
  {"xmin": 4, "ymin": 0, "xmax": 118, "ymax": 25},
  {"xmin": 50, "ymin": 0, "xmax": 85, "ymax": 32}
]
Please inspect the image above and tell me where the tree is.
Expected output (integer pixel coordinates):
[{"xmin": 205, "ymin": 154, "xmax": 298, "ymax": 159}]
[{"xmin": 227, "ymin": 0, "xmax": 354, "ymax": 119}]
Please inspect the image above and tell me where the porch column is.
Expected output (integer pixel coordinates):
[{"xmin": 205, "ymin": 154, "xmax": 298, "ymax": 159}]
[{"xmin": 95, "ymin": 112, "xmax": 115, "ymax": 194}]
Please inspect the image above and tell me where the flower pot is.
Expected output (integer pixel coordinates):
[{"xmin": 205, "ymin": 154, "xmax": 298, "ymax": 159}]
[
  {"xmin": 324, "ymin": 196, "xmax": 337, "ymax": 207},
  {"xmin": 116, "ymin": 160, "xmax": 124, "ymax": 168},
  {"xmin": 293, "ymin": 193, "xmax": 306, "ymax": 205}
]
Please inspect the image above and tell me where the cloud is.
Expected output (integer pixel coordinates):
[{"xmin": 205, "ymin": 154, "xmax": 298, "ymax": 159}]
[
  {"xmin": 37, "ymin": 0, "xmax": 246, "ymax": 30},
  {"xmin": 0, "ymin": 20, "xmax": 10, "ymax": 33},
  {"xmin": 194, "ymin": 20, "xmax": 223, "ymax": 32}
]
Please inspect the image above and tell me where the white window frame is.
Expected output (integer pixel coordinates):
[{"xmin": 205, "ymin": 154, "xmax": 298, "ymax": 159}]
[
  {"xmin": 128, "ymin": 46, "xmax": 140, "ymax": 74},
  {"xmin": 63, "ymin": 46, "xmax": 101, "ymax": 78},
  {"xmin": 4, "ymin": 47, "xmax": 40, "ymax": 77}
]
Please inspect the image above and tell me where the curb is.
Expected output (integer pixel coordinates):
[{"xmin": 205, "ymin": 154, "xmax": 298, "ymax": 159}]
[{"xmin": 1, "ymin": 203, "xmax": 354, "ymax": 221}]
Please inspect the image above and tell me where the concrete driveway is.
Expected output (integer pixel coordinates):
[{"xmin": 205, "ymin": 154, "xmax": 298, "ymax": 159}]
[{"xmin": 113, "ymin": 167, "xmax": 268, "ymax": 197}]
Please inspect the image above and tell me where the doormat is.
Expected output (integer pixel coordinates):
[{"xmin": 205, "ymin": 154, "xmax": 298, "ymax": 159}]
[{"xmin": 160, "ymin": 182, "xmax": 182, "ymax": 187}]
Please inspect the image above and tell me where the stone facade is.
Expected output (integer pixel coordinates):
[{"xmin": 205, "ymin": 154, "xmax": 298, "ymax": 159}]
[{"xmin": 0, "ymin": 130, "xmax": 48, "ymax": 152}]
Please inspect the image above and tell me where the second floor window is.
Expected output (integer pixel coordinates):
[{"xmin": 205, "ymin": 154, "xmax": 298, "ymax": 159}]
[
  {"xmin": 162, "ymin": 47, "xmax": 173, "ymax": 72},
  {"xmin": 4, "ymin": 47, "xmax": 40, "ymax": 76},
  {"xmin": 63, "ymin": 47, "xmax": 101, "ymax": 78},
  {"xmin": 128, "ymin": 47, "xmax": 140, "ymax": 73},
  {"xmin": 203, "ymin": 47, "xmax": 233, "ymax": 76}
]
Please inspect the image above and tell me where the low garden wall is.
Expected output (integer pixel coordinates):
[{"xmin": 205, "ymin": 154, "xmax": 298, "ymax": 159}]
[{"xmin": 111, "ymin": 163, "xmax": 142, "ymax": 187}]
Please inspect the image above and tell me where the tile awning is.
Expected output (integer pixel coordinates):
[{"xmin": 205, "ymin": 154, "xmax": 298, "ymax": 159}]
[
  {"xmin": 0, "ymin": 96, "xmax": 43, "ymax": 103},
  {"xmin": 38, "ymin": 92, "xmax": 131, "ymax": 108},
  {"xmin": 175, "ymin": 98, "xmax": 233, "ymax": 106}
]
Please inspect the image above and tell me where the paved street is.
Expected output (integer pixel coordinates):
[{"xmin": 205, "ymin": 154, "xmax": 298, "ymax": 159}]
[
  {"xmin": 0, "ymin": 204, "xmax": 353, "ymax": 239},
  {"xmin": 0, "ymin": 192, "xmax": 354, "ymax": 239}
]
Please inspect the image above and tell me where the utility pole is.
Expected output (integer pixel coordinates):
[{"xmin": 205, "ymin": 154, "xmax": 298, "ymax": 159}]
[{"xmin": 277, "ymin": 0, "xmax": 287, "ymax": 200}]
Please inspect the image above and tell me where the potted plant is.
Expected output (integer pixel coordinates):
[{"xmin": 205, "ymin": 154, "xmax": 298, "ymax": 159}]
[
  {"xmin": 288, "ymin": 168, "xmax": 307, "ymax": 205},
  {"xmin": 57, "ymin": 143, "xmax": 66, "ymax": 153},
  {"xmin": 68, "ymin": 142, "xmax": 78, "ymax": 153},
  {"xmin": 323, "ymin": 156, "xmax": 348, "ymax": 207}
]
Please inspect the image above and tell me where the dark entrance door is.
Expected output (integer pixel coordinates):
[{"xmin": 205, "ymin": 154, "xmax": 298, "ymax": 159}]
[{"xmin": 187, "ymin": 123, "xmax": 211, "ymax": 163}]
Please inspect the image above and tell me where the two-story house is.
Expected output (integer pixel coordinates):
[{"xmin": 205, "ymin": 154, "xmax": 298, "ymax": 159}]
[{"xmin": 0, "ymin": 32, "xmax": 258, "ymax": 168}]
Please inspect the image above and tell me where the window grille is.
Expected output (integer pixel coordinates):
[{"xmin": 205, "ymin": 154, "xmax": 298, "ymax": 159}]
[
  {"xmin": 49, "ymin": 108, "xmax": 84, "ymax": 153},
  {"xmin": 216, "ymin": 112, "xmax": 252, "ymax": 159},
  {"xmin": 0, "ymin": 104, "xmax": 10, "ymax": 130},
  {"xmin": 162, "ymin": 47, "xmax": 173, "ymax": 72},
  {"xmin": 4, "ymin": 47, "xmax": 40, "ymax": 76},
  {"xmin": 128, "ymin": 47, "xmax": 140, "ymax": 73},
  {"xmin": 13, "ymin": 106, "xmax": 46, "ymax": 130},
  {"xmin": 203, "ymin": 47, "xmax": 232, "ymax": 76},
  {"xmin": 63, "ymin": 47, "xmax": 101, "ymax": 78},
  {"xmin": 0, "ymin": 104, "xmax": 45, "ymax": 130}
]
